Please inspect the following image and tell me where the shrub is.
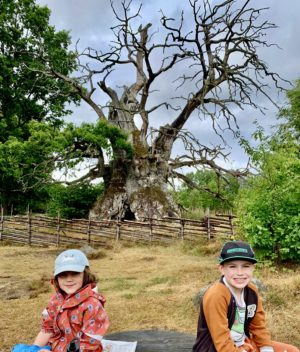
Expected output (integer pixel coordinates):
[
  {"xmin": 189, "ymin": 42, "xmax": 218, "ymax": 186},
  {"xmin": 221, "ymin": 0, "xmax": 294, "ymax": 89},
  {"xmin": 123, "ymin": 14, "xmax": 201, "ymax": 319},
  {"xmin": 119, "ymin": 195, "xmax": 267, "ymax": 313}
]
[{"xmin": 46, "ymin": 182, "xmax": 103, "ymax": 219}]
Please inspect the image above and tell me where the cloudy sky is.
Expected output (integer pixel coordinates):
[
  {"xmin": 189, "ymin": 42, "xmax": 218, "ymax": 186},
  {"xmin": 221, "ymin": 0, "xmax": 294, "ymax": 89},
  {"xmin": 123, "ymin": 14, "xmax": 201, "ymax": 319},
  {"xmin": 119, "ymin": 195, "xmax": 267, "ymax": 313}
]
[{"xmin": 36, "ymin": 0, "xmax": 300, "ymax": 170}]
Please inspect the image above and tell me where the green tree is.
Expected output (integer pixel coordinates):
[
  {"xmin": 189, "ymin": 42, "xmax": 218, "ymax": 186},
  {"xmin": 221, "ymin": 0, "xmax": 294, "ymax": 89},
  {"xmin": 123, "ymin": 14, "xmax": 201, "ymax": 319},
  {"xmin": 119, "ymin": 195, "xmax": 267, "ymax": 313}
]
[
  {"xmin": 0, "ymin": 117, "xmax": 132, "ymax": 214},
  {"xmin": 0, "ymin": 121, "xmax": 61, "ymax": 213},
  {"xmin": 0, "ymin": 0, "xmax": 79, "ymax": 212},
  {"xmin": 236, "ymin": 146, "xmax": 300, "ymax": 263}
]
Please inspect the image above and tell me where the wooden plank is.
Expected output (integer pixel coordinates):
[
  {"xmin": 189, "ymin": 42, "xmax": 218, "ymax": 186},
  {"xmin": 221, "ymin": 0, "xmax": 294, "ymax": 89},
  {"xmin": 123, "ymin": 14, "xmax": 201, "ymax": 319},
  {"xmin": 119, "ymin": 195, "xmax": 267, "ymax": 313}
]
[{"xmin": 106, "ymin": 330, "xmax": 195, "ymax": 352}]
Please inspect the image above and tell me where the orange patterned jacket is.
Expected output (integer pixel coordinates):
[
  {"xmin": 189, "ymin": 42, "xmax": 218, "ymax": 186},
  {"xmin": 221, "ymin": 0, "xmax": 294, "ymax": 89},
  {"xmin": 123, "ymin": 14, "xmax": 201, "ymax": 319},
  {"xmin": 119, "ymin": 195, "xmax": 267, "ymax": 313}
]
[{"xmin": 41, "ymin": 283, "xmax": 109, "ymax": 352}]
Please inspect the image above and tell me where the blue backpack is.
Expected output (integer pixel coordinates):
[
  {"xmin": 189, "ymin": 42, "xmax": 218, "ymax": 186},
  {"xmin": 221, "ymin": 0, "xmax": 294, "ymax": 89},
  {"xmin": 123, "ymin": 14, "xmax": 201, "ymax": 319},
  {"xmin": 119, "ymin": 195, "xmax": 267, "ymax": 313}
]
[{"xmin": 12, "ymin": 344, "xmax": 51, "ymax": 352}]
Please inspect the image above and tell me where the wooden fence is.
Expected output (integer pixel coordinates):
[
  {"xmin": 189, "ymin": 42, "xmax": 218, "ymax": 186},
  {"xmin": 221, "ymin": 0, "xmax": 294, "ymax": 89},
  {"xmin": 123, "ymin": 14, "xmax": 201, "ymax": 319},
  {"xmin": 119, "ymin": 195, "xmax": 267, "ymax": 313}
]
[{"xmin": 0, "ymin": 212, "xmax": 235, "ymax": 247}]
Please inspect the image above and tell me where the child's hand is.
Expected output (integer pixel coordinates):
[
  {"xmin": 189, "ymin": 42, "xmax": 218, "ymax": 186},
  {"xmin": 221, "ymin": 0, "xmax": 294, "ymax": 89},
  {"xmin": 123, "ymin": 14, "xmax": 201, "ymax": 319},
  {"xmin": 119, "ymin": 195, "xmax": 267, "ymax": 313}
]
[{"xmin": 238, "ymin": 342, "xmax": 254, "ymax": 352}]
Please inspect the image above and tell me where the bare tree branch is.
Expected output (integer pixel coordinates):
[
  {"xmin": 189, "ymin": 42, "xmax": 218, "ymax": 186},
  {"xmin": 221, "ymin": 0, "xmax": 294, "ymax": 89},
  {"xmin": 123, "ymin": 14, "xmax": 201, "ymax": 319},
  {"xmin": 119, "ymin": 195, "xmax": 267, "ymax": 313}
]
[
  {"xmin": 153, "ymin": 0, "xmax": 287, "ymax": 156},
  {"xmin": 173, "ymin": 170, "xmax": 227, "ymax": 200}
]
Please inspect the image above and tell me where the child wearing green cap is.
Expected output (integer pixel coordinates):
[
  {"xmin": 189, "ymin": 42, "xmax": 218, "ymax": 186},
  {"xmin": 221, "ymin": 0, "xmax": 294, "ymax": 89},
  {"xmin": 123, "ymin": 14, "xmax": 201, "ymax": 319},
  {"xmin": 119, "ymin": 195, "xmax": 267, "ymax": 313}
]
[{"xmin": 192, "ymin": 241, "xmax": 299, "ymax": 352}]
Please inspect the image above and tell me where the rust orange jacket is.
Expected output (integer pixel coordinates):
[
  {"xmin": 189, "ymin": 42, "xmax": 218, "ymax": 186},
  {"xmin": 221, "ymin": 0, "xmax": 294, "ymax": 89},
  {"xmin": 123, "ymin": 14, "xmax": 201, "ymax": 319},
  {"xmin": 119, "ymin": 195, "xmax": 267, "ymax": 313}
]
[{"xmin": 41, "ymin": 283, "xmax": 109, "ymax": 351}]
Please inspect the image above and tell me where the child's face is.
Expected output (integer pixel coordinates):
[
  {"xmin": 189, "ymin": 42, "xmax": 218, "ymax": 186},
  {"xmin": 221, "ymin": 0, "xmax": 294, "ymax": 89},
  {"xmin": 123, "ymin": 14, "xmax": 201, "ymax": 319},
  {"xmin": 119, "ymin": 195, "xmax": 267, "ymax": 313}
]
[
  {"xmin": 57, "ymin": 271, "xmax": 84, "ymax": 295},
  {"xmin": 219, "ymin": 260, "xmax": 255, "ymax": 295}
]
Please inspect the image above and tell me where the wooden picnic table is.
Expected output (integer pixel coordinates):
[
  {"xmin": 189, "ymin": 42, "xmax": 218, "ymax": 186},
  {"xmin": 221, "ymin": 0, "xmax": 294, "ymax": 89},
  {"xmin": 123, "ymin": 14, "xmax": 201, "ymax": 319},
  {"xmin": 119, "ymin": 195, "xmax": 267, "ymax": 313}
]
[{"xmin": 106, "ymin": 329, "xmax": 195, "ymax": 352}]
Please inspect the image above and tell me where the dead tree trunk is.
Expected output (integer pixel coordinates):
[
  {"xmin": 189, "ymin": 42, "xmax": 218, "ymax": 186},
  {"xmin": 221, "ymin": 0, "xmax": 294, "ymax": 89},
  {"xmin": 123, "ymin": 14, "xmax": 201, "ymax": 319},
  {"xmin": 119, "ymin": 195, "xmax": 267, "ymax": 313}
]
[{"xmin": 90, "ymin": 131, "xmax": 179, "ymax": 220}]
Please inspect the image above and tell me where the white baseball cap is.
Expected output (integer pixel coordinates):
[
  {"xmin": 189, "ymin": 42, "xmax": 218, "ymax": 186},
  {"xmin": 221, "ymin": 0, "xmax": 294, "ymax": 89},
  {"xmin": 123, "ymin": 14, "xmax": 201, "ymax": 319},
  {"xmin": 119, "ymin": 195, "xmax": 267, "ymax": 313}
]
[{"xmin": 54, "ymin": 249, "xmax": 89, "ymax": 276}]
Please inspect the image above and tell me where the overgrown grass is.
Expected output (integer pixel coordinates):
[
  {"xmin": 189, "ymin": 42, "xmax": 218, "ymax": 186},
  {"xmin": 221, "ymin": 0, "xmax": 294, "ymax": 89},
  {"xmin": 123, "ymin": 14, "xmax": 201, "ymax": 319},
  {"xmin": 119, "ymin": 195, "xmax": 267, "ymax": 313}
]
[{"xmin": 0, "ymin": 241, "xmax": 299, "ymax": 351}]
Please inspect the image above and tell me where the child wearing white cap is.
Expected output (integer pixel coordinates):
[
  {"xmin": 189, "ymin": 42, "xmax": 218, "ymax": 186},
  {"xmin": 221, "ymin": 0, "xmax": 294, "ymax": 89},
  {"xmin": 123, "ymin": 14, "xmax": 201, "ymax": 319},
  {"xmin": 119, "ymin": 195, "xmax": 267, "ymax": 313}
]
[{"xmin": 33, "ymin": 249, "xmax": 109, "ymax": 352}]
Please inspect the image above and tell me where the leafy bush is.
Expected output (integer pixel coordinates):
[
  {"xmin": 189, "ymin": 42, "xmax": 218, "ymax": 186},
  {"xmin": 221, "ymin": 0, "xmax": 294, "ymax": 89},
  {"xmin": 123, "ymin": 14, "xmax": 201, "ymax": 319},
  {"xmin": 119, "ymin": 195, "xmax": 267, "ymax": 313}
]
[
  {"xmin": 46, "ymin": 182, "xmax": 103, "ymax": 219},
  {"xmin": 237, "ymin": 78, "xmax": 300, "ymax": 263},
  {"xmin": 236, "ymin": 148, "xmax": 300, "ymax": 263}
]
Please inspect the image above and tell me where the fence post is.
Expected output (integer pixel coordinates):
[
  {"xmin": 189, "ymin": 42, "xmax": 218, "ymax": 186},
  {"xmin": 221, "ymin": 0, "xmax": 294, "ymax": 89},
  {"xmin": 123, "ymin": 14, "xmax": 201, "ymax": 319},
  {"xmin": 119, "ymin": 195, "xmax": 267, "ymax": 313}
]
[
  {"xmin": 0, "ymin": 205, "xmax": 4, "ymax": 241},
  {"xmin": 229, "ymin": 214, "xmax": 234, "ymax": 238},
  {"xmin": 27, "ymin": 207, "xmax": 32, "ymax": 245},
  {"xmin": 56, "ymin": 212, "xmax": 61, "ymax": 246},
  {"xmin": 149, "ymin": 217, "xmax": 153, "ymax": 241},
  {"xmin": 116, "ymin": 218, "xmax": 121, "ymax": 241},
  {"xmin": 205, "ymin": 208, "xmax": 211, "ymax": 240},
  {"xmin": 87, "ymin": 215, "xmax": 91, "ymax": 244},
  {"xmin": 179, "ymin": 219, "xmax": 185, "ymax": 240}
]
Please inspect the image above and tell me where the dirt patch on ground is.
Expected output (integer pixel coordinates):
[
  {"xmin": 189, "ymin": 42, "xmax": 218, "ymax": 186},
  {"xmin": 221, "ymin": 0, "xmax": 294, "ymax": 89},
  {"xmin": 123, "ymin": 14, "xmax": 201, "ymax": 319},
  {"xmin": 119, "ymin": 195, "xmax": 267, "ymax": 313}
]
[
  {"xmin": 0, "ymin": 275, "xmax": 51, "ymax": 300},
  {"xmin": 0, "ymin": 276, "xmax": 29, "ymax": 300}
]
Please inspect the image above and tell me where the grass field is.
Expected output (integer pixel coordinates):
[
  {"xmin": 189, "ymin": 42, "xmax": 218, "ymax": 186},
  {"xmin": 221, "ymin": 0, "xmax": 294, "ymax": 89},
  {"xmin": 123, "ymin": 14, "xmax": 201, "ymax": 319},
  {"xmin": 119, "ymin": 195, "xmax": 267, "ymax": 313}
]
[{"xmin": 0, "ymin": 240, "xmax": 299, "ymax": 351}]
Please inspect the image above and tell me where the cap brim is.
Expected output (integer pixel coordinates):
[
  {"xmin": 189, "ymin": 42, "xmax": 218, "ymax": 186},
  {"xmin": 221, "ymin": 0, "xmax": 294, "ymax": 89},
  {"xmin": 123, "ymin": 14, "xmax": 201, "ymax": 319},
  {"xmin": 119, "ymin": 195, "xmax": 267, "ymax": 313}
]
[
  {"xmin": 54, "ymin": 264, "xmax": 85, "ymax": 276},
  {"xmin": 219, "ymin": 256, "xmax": 257, "ymax": 264}
]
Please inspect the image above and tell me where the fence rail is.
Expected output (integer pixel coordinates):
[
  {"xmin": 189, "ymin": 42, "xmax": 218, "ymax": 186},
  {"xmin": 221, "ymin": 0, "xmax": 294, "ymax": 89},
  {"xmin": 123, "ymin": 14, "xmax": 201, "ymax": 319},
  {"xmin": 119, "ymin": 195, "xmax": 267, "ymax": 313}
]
[{"xmin": 0, "ymin": 212, "xmax": 235, "ymax": 247}]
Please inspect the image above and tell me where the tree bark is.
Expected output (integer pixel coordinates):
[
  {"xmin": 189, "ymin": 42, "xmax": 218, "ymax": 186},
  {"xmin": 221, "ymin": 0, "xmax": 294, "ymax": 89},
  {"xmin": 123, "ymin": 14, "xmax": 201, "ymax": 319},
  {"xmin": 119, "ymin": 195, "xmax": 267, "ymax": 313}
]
[{"xmin": 90, "ymin": 131, "xmax": 179, "ymax": 220}]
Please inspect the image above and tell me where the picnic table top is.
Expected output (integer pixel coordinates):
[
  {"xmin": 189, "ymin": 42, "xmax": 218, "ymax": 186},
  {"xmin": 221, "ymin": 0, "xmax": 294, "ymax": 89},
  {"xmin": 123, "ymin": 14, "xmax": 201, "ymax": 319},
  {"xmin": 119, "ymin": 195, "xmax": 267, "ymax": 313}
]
[{"xmin": 106, "ymin": 329, "xmax": 195, "ymax": 352}]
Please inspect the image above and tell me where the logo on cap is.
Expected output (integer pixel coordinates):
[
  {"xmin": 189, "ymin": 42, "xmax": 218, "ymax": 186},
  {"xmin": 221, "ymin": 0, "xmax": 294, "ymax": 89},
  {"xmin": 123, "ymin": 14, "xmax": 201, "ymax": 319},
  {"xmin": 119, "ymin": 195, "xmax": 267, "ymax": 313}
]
[
  {"xmin": 61, "ymin": 254, "xmax": 76, "ymax": 262},
  {"xmin": 219, "ymin": 241, "xmax": 257, "ymax": 264},
  {"xmin": 227, "ymin": 248, "xmax": 248, "ymax": 254}
]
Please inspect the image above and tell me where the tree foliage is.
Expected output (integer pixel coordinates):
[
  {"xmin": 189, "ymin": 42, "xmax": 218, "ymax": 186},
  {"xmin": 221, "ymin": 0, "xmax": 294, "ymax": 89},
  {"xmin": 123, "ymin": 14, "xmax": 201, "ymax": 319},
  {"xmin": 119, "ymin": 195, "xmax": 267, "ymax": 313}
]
[
  {"xmin": 0, "ymin": 117, "xmax": 132, "ymax": 213},
  {"xmin": 0, "ymin": 0, "xmax": 79, "ymax": 212},
  {"xmin": 0, "ymin": 0, "xmax": 78, "ymax": 134},
  {"xmin": 279, "ymin": 79, "xmax": 300, "ymax": 137},
  {"xmin": 0, "ymin": 121, "xmax": 60, "ymax": 213},
  {"xmin": 237, "ymin": 82, "xmax": 300, "ymax": 263},
  {"xmin": 237, "ymin": 146, "xmax": 299, "ymax": 263}
]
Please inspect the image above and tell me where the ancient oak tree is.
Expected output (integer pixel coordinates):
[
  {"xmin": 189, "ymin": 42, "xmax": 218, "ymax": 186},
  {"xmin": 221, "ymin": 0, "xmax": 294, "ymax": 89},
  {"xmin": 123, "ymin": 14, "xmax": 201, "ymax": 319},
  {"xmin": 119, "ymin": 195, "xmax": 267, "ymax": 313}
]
[{"xmin": 50, "ymin": 0, "xmax": 284, "ymax": 220}]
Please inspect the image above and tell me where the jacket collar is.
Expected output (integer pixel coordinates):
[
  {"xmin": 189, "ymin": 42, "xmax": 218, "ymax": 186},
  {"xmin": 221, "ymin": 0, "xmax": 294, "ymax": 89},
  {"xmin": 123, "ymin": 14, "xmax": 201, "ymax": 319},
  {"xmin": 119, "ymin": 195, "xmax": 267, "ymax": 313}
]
[{"xmin": 53, "ymin": 283, "xmax": 94, "ymax": 308}]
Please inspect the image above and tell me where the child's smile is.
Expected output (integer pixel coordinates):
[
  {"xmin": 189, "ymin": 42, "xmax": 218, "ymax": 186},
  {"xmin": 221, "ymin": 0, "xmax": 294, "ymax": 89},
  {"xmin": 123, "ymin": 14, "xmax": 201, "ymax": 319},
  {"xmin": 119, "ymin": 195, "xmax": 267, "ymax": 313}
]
[{"xmin": 219, "ymin": 260, "xmax": 255, "ymax": 296}]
